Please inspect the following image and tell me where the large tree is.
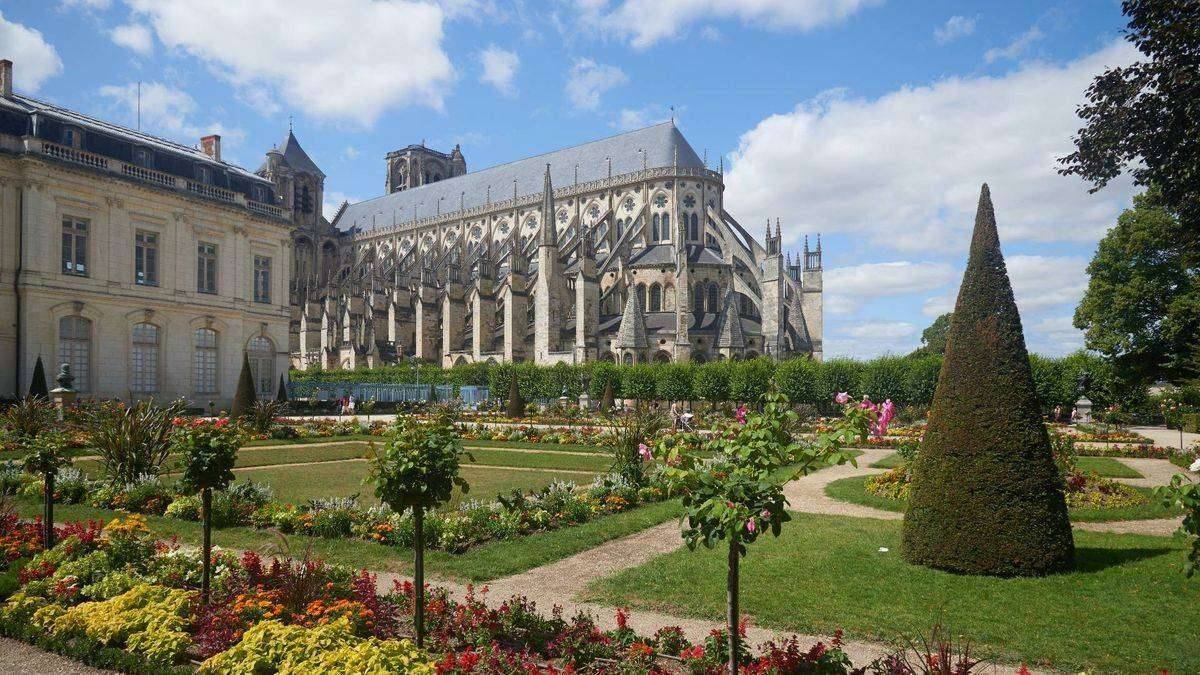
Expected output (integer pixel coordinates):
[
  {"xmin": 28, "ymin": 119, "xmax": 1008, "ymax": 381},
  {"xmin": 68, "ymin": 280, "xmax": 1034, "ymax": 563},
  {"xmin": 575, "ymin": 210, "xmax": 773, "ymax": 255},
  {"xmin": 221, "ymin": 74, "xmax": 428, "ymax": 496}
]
[
  {"xmin": 909, "ymin": 312, "xmax": 952, "ymax": 357},
  {"xmin": 1058, "ymin": 0, "xmax": 1200, "ymax": 238},
  {"xmin": 1074, "ymin": 190, "xmax": 1200, "ymax": 383},
  {"xmin": 903, "ymin": 184, "xmax": 1075, "ymax": 577}
]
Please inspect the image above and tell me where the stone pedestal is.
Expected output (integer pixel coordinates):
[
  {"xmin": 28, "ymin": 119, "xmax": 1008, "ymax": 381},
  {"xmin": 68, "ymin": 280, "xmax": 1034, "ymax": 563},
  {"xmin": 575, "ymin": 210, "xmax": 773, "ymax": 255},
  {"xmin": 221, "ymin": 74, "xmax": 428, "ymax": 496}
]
[
  {"xmin": 578, "ymin": 392, "xmax": 591, "ymax": 411},
  {"xmin": 1074, "ymin": 397, "xmax": 1093, "ymax": 424}
]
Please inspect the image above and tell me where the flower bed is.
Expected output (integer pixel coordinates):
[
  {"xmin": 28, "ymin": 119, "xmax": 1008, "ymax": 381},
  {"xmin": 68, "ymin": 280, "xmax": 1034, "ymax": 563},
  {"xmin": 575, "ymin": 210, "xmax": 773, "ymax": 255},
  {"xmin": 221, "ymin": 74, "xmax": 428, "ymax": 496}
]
[
  {"xmin": 1073, "ymin": 443, "xmax": 1189, "ymax": 460},
  {"xmin": 0, "ymin": 514, "xmax": 882, "ymax": 673},
  {"xmin": 864, "ymin": 465, "xmax": 1147, "ymax": 510}
]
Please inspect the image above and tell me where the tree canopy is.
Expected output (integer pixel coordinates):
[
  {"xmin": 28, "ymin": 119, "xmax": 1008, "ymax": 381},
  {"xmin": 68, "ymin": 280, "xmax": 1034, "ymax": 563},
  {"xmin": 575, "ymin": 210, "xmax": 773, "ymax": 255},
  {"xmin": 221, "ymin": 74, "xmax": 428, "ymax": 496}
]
[{"xmin": 909, "ymin": 312, "xmax": 952, "ymax": 357}]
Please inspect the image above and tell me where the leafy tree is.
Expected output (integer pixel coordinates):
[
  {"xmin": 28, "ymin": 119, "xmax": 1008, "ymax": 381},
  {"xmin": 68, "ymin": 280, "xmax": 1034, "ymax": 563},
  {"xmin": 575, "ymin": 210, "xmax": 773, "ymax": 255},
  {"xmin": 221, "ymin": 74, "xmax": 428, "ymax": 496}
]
[
  {"xmin": 174, "ymin": 418, "xmax": 245, "ymax": 604},
  {"xmin": 728, "ymin": 358, "xmax": 775, "ymax": 405},
  {"xmin": 1156, "ymin": 475, "xmax": 1200, "ymax": 576},
  {"xmin": 903, "ymin": 185, "xmax": 1074, "ymax": 577},
  {"xmin": 1058, "ymin": 0, "xmax": 1200, "ymax": 239},
  {"xmin": 655, "ymin": 391, "xmax": 868, "ymax": 674},
  {"xmin": 693, "ymin": 362, "xmax": 731, "ymax": 404},
  {"xmin": 621, "ymin": 365, "xmax": 657, "ymax": 404},
  {"xmin": 903, "ymin": 354, "xmax": 942, "ymax": 409},
  {"xmin": 1073, "ymin": 190, "xmax": 1200, "ymax": 384},
  {"xmin": 910, "ymin": 313, "xmax": 952, "ymax": 357},
  {"xmin": 655, "ymin": 363, "xmax": 694, "ymax": 402},
  {"xmin": 817, "ymin": 359, "xmax": 860, "ymax": 409},
  {"xmin": 775, "ymin": 357, "xmax": 821, "ymax": 407},
  {"xmin": 231, "ymin": 353, "xmax": 257, "ymax": 418},
  {"xmin": 369, "ymin": 410, "xmax": 469, "ymax": 647},
  {"xmin": 4, "ymin": 399, "xmax": 62, "ymax": 548},
  {"xmin": 857, "ymin": 356, "xmax": 908, "ymax": 405},
  {"xmin": 27, "ymin": 355, "xmax": 49, "ymax": 400}
]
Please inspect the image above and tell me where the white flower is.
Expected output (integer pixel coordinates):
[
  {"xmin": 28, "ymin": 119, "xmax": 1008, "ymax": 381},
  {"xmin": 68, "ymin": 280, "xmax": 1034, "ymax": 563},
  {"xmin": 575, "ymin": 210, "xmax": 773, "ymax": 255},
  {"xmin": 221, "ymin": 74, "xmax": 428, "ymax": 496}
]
[
  {"xmin": 878, "ymin": 547, "xmax": 890, "ymax": 553},
  {"xmin": 1189, "ymin": 457, "xmax": 1200, "ymax": 473}
]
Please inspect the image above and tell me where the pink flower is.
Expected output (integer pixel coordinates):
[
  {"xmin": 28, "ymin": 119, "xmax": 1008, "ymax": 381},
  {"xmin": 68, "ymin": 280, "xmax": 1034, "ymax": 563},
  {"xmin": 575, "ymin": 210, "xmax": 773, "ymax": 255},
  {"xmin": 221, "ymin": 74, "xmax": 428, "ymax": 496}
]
[
  {"xmin": 760, "ymin": 509, "xmax": 771, "ymax": 519},
  {"xmin": 835, "ymin": 392, "xmax": 851, "ymax": 405},
  {"xmin": 746, "ymin": 519, "xmax": 757, "ymax": 533},
  {"xmin": 734, "ymin": 405, "xmax": 748, "ymax": 424},
  {"xmin": 638, "ymin": 443, "xmax": 653, "ymax": 462}
]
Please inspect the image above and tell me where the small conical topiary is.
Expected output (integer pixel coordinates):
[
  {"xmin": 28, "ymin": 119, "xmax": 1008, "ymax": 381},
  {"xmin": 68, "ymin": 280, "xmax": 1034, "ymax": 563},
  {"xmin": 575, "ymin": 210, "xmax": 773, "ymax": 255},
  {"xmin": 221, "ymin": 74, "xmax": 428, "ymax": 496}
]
[
  {"xmin": 28, "ymin": 355, "xmax": 49, "ymax": 400},
  {"xmin": 231, "ymin": 352, "xmax": 257, "ymax": 418},
  {"xmin": 600, "ymin": 378, "xmax": 615, "ymax": 413},
  {"xmin": 276, "ymin": 374, "xmax": 289, "ymax": 403},
  {"xmin": 506, "ymin": 373, "xmax": 524, "ymax": 418},
  {"xmin": 902, "ymin": 184, "xmax": 1074, "ymax": 576}
]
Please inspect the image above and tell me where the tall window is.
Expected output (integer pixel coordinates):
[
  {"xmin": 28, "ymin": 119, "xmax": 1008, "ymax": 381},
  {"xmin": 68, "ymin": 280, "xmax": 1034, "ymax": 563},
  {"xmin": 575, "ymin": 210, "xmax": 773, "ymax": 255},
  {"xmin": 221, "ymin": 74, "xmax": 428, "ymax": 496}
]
[
  {"xmin": 651, "ymin": 214, "xmax": 660, "ymax": 242},
  {"xmin": 253, "ymin": 256, "xmax": 271, "ymax": 304},
  {"xmin": 193, "ymin": 328, "xmax": 218, "ymax": 394},
  {"xmin": 707, "ymin": 283, "xmax": 720, "ymax": 313},
  {"xmin": 689, "ymin": 213, "xmax": 699, "ymax": 241},
  {"xmin": 62, "ymin": 217, "xmax": 88, "ymax": 276},
  {"xmin": 694, "ymin": 283, "xmax": 705, "ymax": 312},
  {"xmin": 197, "ymin": 243, "xmax": 217, "ymax": 294},
  {"xmin": 247, "ymin": 337, "xmax": 274, "ymax": 398},
  {"xmin": 661, "ymin": 213, "xmax": 670, "ymax": 241},
  {"xmin": 135, "ymin": 231, "xmax": 158, "ymax": 286},
  {"xmin": 637, "ymin": 283, "xmax": 647, "ymax": 310},
  {"xmin": 58, "ymin": 316, "xmax": 91, "ymax": 393},
  {"xmin": 649, "ymin": 283, "xmax": 662, "ymax": 312},
  {"xmin": 131, "ymin": 323, "xmax": 159, "ymax": 394}
]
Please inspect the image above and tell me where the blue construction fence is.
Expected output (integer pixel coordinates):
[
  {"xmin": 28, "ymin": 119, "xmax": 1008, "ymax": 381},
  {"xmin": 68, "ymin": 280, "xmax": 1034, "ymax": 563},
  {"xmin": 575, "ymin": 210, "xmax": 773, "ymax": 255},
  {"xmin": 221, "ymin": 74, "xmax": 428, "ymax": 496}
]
[{"xmin": 286, "ymin": 382, "xmax": 491, "ymax": 408}]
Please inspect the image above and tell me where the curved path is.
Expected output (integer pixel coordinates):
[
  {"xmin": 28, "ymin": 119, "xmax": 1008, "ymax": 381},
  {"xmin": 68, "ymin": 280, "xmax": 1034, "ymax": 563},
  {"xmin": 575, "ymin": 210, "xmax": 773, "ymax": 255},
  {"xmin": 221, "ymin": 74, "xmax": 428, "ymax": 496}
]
[{"xmin": 783, "ymin": 448, "xmax": 899, "ymax": 521}]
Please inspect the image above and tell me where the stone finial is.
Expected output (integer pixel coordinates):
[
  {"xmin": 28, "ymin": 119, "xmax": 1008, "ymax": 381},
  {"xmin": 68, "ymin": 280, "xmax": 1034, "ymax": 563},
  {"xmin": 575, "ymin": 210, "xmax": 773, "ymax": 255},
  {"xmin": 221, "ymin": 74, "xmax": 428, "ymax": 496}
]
[{"xmin": 539, "ymin": 164, "xmax": 557, "ymax": 247}]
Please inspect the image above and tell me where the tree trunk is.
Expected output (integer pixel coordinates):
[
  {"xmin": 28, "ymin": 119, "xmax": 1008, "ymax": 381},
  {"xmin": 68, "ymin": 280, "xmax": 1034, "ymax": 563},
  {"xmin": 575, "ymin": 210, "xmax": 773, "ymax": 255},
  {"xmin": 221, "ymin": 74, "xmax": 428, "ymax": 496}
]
[
  {"xmin": 413, "ymin": 504, "xmax": 425, "ymax": 647},
  {"xmin": 43, "ymin": 472, "xmax": 54, "ymax": 550},
  {"xmin": 201, "ymin": 487, "xmax": 212, "ymax": 605},
  {"xmin": 727, "ymin": 533, "xmax": 740, "ymax": 675}
]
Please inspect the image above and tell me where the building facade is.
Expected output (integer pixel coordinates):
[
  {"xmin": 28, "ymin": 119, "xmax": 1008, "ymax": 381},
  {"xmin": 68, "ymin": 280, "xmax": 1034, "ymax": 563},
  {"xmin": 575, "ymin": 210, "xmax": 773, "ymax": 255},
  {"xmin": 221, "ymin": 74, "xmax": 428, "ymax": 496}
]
[
  {"xmin": 277, "ymin": 122, "xmax": 822, "ymax": 370},
  {"xmin": 0, "ymin": 60, "xmax": 292, "ymax": 406}
]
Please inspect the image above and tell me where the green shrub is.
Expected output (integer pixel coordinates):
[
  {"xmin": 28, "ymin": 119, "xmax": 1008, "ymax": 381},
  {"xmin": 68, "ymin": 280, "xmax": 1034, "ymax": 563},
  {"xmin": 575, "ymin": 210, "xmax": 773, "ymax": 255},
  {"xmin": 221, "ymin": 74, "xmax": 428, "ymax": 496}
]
[
  {"xmin": 1183, "ymin": 413, "xmax": 1200, "ymax": 434},
  {"xmin": 903, "ymin": 355, "xmax": 941, "ymax": 408},
  {"xmin": 775, "ymin": 357, "xmax": 820, "ymax": 406},
  {"xmin": 621, "ymin": 365, "xmax": 657, "ymax": 402},
  {"xmin": 693, "ymin": 362, "xmax": 730, "ymax": 403},
  {"xmin": 818, "ymin": 359, "xmax": 860, "ymax": 406},
  {"xmin": 728, "ymin": 358, "xmax": 775, "ymax": 404},
  {"xmin": 655, "ymin": 364, "xmax": 694, "ymax": 402},
  {"xmin": 857, "ymin": 356, "xmax": 908, "ymax": 404},
  {"xmin": 902, "ymin": 185, "xmax": 1073, "ymax": 577}
]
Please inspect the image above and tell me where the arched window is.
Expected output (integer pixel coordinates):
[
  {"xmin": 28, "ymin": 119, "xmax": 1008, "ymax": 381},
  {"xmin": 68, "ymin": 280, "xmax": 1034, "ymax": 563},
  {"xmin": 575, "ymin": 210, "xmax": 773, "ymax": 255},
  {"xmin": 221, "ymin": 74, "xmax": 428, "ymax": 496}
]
[
  {"xmin": 690, "ymin": 213, "xmax": 699, "ymax": 241},
  {"xmin": 194, "ymin": 328, "xmax": 218, "ymax": 395},
  {"xmin": 694, "ymin": 283, "xmax": 705, "ymax": 312},
  {"xmin": 623, "ymin": 353, "xmax": 633, "ymax": 365},
  {"xmin": 637, "ymin": 283, "xmax": 648, "ymax": 310},
  {"xmin": 661, "ymin": 213, "xmax": 670, "ymax": 241},
  {"xmin": 651, "ymin": 214, "xmax": 660, "ymax": 242},
  {"xmin": 707, "ymin": 283, "xmax": 720, "ymax": 313},
  {"xmin": 649, "ymin": 283, "xmax": 662, "ymax": 312},
  {"xmin": 131, "ymin": 323, "xmax": 159, "ymax": 394},
  {"xmin": 616, "ymin": 218, "xmax": 624, "ymax": 239},
  {"xmin": 58, "ymin": 316, "xmax": 91, "ymax": 393},
  {"xmin": 247, "ymin": 336, "xmax": 275, "ymax": 398}
]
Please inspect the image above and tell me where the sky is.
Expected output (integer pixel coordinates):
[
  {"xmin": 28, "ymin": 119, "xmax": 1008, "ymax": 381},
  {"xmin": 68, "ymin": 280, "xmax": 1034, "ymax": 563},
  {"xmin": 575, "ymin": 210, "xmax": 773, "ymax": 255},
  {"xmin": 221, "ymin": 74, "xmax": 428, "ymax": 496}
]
[{"xmin": 0, "ymin": 0, "xmax": 1140, "ymax": 359}]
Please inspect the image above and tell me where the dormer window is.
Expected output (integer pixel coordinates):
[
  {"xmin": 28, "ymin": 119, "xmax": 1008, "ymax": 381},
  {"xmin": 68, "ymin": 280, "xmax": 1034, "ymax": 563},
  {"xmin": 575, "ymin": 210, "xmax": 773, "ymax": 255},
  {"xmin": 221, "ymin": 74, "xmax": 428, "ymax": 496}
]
[
  {"xmin": 62, "ymin": 126, "xmax": 81, "ymax": 148},
  {"xmin": 195, "ymin": 164, "xmax": 212, "ymax": 184},
  {"xmin": 133, "ymin": 147, "xmax": 153, "ymax": 168},
  {"xmin": 251, "ymin": 185, "xmax": 267, "ymax": 202}
]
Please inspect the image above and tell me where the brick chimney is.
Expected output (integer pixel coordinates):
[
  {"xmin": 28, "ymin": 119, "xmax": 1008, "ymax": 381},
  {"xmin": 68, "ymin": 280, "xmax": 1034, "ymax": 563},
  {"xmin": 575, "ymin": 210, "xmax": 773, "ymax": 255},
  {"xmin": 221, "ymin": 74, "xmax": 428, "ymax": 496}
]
[
  {"xmin": 0, "ymin": 60, "xmax": 13, "ymax": 98},
  {"xmin": 200, "ymin": 134, "xmax": 221, "ymax": 162}
]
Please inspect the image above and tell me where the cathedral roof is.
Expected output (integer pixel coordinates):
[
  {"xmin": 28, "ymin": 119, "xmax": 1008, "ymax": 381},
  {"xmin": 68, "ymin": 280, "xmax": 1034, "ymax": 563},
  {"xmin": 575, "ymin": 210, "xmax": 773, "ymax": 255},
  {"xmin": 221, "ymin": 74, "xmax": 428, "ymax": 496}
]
[
  {"xmin": 335, "ymin": 121, "xmax": 705, "ymax": 232},
  {"xmin": 615, "ymin": 292, "xmax": 649, "ymax": 349},
  {"xmin": 259, "ymin": 130, "xmax": 325, "ymax": 178}
]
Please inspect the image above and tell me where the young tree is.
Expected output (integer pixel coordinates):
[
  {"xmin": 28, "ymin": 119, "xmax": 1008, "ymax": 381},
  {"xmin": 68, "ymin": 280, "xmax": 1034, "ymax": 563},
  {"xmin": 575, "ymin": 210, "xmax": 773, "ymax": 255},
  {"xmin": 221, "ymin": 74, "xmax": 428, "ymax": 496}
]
[
  {"xmin": 902, "ymin": 185, "xmax": 1075, "ymax": 577},
  {"xmin": 1073, "ymin": 190, "xmax": 1200, "ymax": 384},
  {"xmin": 27, "ymin": 355, "xmax": 49, "ymax": 400},
  {"xmin": 655, "ymin": 390, "xmax": 869, "ymax": 674},
  {"xmin": 231, "ymin": 353, "xmax": 258, "ymax": 418},
  {"xmin": 369, "ymin": 410, "xmax": 470, "ymax": 646},
  {"xmin": 4, "ymin": 399, "xmax": 62, "ymax": 548},
  {"xmin": 174, "ymin": 417, "xmax": 245, "ymax": 604},
  {"xmin": 1059, "ymin": 0, "xmax": 1200, "ymax": 238}
]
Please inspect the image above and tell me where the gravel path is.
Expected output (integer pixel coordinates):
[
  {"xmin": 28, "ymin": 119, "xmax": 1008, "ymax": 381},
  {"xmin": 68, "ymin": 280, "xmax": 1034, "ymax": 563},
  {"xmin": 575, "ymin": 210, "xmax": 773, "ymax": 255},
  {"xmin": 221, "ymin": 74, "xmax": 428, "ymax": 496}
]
[
  {"xmin": 0, "ymin": 638, "xmax": 113, "ymax": 674},
  {"xmin": 1128, "ymin": 425, "xmax": 1199, "ymax": 450},
  {"xmin": 784, "ymin": 448, "xmax": 900, "ymax": 521},
  {"xmin": 1111, "ymin": 457, "xmax": 1196, "ymax": 489}
]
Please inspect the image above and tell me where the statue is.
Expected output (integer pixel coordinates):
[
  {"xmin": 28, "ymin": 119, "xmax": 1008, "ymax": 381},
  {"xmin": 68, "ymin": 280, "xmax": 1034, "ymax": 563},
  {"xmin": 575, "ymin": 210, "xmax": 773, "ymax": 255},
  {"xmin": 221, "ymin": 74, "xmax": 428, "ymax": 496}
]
[{"xmin": 1076, "ymin": 370, "xmax": 1092, "ymax": 397}]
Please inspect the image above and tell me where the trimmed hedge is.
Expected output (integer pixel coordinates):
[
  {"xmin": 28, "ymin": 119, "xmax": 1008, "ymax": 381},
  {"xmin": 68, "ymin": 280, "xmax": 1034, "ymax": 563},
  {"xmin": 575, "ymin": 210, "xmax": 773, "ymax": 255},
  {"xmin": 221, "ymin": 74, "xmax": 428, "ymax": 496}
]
[
  {"xmin": 290, "ymin": 351, "xmax": 1120, "ymax": 410},
  {"xmin": 902, "ymin": 185, "xmax": 1074, "ymax": 577}
]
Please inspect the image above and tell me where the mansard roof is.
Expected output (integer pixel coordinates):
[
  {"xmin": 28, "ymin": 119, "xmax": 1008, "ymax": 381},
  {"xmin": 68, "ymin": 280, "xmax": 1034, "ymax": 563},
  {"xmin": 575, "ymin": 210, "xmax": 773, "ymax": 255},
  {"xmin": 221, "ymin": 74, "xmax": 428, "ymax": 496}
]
[{"xmin": 335, "ymin": 121, "xmax": 705, "ymax": 233}]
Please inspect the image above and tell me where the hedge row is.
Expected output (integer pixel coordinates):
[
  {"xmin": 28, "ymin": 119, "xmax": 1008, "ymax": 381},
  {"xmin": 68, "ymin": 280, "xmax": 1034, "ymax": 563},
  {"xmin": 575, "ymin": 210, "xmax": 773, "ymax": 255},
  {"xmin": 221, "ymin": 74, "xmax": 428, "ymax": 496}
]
[{"xmin": 291, "ymin": 350, "xmax": 1118, "ymax": 411}]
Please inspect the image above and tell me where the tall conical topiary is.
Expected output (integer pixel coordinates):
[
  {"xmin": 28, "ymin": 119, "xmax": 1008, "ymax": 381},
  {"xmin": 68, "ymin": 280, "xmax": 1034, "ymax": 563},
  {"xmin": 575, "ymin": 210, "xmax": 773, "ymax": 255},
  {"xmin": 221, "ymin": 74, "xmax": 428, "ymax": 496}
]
[
  {"xmin": 231, "ymin": 352, "xmax": 257, "ymax": 418},
  {"xmin": 902, "ymin": 184, "xmax": 1074, "ymax": 577},
  {"xmin": 506, "ymin": 372, "xmax": 524, "ymax": 418},
  {"xmin": 600, "ymin": 378, "xmax": 615, "ymax": 413},
  {"xmin": 276, "ymin": 374, "xmax": 289, "ymax": 403},
  {"xmin": 28, "ymin": 355, "xmax": 49, "ymax": 400}
]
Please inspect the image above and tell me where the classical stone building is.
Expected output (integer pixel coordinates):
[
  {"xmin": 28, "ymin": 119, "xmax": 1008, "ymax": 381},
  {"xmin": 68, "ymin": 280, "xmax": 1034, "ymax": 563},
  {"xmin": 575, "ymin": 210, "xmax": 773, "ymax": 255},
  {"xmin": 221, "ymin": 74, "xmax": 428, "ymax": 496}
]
[
  {"xmin": 277, "ymin": 121, "xmax": 822, "ymax": 369},
  {"xmin": 0, "ymin": 61, "xmax": 292, "ymax": 405}
]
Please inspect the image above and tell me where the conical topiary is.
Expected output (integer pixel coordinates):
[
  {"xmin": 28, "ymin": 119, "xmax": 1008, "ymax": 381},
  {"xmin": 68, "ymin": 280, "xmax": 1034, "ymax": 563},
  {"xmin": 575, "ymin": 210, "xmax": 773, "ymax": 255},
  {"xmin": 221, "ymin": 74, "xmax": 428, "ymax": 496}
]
[
  {"xmin": 506, "ymin": 373, "xmax": 524, "ymax": 418},
  {"xmin": 600, "ymin": 378, "xmax": 615, "ymax": 413},
  {"xmin": 28, "ymin": 355, "xmax": 49, "ymax": 400},
  {"xmin": 901, "ymin": 184, "xmax": 1074, "ymax": 577},
  {"xmin": 231, "ymin": 352, "xmax": 257, "ymax": 418},
  {"xmin": 276, "ymin": 374, "xmax": 289, "ymax": 403}
]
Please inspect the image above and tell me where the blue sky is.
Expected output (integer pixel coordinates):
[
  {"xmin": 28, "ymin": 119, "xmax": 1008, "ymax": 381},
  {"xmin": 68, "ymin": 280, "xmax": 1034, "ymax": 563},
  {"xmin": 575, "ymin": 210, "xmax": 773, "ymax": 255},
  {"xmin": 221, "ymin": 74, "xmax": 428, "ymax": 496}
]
[{"xmin": 1, "ymin": 0, "xmax": 1138, "ymax": 358}]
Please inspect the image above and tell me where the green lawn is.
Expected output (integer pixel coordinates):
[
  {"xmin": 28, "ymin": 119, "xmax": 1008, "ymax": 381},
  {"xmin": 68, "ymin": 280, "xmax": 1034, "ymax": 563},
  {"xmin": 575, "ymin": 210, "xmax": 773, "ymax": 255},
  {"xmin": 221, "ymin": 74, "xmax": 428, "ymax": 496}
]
[
  {"xmin": 12, "ymin": 497, "xmax": 682, "ymax": 582},
  {"xmin": 870, "ymin": 454, "xmax": 1142, "ymax": 478},
  {"xmin": 464, "ymin": 447, "xmax": 614, "ymax": 473},
  {"xmin": 582, "ymin": 512, "xmax": 1198, "ymax": 673},
  {"xmin": 823, "ymin": 475, "xmax": 1182, "ymax": 522},
  {"xmin": 463, "ymin": 438, "xmax": 610, "ymax": 454},
  {"xmin": 234, "ymin": 460, "xmax": 596, "ymax": 509},
  {"xmin": 72, "ymin": 442, "xmax": 373, "ymax": 477}
]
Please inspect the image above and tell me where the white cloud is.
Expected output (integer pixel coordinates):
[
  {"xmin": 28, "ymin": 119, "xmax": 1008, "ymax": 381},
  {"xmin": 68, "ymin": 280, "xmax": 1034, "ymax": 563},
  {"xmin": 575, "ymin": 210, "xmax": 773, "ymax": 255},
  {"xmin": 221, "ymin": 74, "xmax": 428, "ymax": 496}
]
[
  {"xmin": 58, "ymin": 0, "xmax": 111, "ymax": 9},
  {"xmin": 127, "ymin": 0, "xmax": 454, "ymax": 126},
  {"xmin": 828, "ymin": 320, "xmax": 918, "ymax": 358},
  {"xmin": 478, "ymin": 45, "xmax": 519, "ymax": 96},
  {"xmin": 97, "ymin": 82, "xmax": 245, "ymax": 148},
  {"xmin": 565, "ymin": 58, "xmax": 627, "ymax": 110},
  {"xmin": 323, "ymin": 190, "xmax": 359, "ymax": 222},
  {"xmin": 585, "ymin": 0, "xmax": 881, "ymax": 49},
  {"xmin": 109, "ymin": 23, "xmax": 153, "ymax": 56},
  {"xmin": 824, "ymin": 261, "xmax": 956, "ymax": 315},
  {"xmin": 614, "ymin": 104, "xmax": 673, "ymax": 130},
  {"xmin": 984, "ymin": 25, "xmax": 1044, "ymax": 63},
  {"xmin": 0, "ymin": 11, "xmax": 63, "ymax": 93},
  {"xmin": 921, "ymin": 293, "xmax": 955, "ymax": 318},
  {"xmin": 343, "ymin": 146, "xmax": 360, "ymax": 160},
  {"xmin": 724, "ymin": 40, "xmax": 1140, "ymax": 254},
  {"xmin": 699, "ymin": 26, "xmax": 723, "ymax": 42},
  {"xmin": 934, "ymin": 15, "xmax": 975, "ymax": 44},
  {"xmin": 1006, "ymin": 254, "xmax": 1088, "ymax": 312},
  {"xmin": 1027, "ymin": 315, "xmax": 1084, "ymax": 356}
]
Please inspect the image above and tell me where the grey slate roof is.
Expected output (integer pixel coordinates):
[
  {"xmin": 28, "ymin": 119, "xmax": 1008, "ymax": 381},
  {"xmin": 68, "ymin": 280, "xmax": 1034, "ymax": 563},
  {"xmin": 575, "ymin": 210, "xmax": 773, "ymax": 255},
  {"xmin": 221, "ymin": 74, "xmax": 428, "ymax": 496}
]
[
  {"xmin": 615, "ymin": 292, "xmax": 649, "ymax": 349},
  {"xmin": 2, "ymin": 93, "xmax": 269, "ymax": 183},
  {"xmin": 335, "ymin": 122, "xmax": 705, "ymax": 232},
  {"xmin": 258, "ymin": 130, "xmax": 325, "ymax": 178},
  {"xmin": 716, "ymin": 291, "xmax": 746, "ymax": 349}
]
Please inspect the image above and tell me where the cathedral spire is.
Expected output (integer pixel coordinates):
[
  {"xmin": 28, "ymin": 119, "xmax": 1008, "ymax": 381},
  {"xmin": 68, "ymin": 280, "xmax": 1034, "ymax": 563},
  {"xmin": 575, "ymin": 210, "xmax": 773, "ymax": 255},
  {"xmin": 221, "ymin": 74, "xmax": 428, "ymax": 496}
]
[{"xmin": 539, "ymin": 163, "xmax": 557, "ymax": 247}]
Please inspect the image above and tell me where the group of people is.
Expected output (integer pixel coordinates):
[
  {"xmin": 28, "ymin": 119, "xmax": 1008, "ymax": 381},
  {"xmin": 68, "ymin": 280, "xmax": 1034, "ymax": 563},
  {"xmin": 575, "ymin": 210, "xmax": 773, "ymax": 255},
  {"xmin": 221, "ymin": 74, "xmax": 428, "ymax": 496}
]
[{"xmin": 336, "ymin": 394, "xmax": 356, "ymax": 416}]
